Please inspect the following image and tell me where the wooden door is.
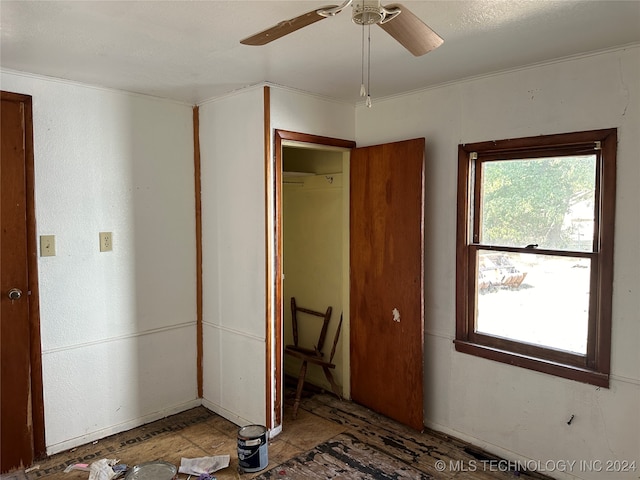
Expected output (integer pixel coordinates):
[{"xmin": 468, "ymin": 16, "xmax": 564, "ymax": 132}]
[
  {"xmin": 1, "ymin": 91, "xmax": 45, "ymax": 472},
  {"xmin": 350, "ymin": 138, "xmax": 425, "ymax": 431}
]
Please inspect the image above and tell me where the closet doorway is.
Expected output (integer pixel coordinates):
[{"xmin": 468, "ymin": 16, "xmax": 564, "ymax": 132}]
[
  {"xmin": 270, "ymin": 131, "xmax": 355, "ymax": 430},
  {"xmin": 281, "ymin": 144, "xmax": 351, "ymax": 413}
]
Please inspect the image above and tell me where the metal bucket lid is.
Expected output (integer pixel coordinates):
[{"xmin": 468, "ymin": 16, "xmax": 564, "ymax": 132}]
[
  {"xmin": 124, "ymin": 461, "xmax": 177, "ymax": 480},
  {"xmin": 238, "ymin": 424, "xmax": 267, "ymax": 438}
]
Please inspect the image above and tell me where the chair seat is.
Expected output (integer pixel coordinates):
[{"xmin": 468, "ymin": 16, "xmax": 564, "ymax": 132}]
[
  {"xmin": 285, "ymin": 344, "xmax": 323, "ymax": 358},
  {"xmin": 285, "ymin": 347, "xmax": 335, "ymax": 369}
]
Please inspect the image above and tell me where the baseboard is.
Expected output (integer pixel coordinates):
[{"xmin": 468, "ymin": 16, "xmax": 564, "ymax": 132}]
[
  {"xmin": 46, "ymin": 398, "xmax": 202, "ymax": 455},
  {"xmin": 200, "ymin": 398, "xmax": 255, "ymax": 429},
  {"xmin": 423, "ymin": 420, "xmax": 578, "ymax": 480}
]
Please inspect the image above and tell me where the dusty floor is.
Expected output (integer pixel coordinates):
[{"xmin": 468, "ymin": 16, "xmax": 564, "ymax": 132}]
[{"xmin": 3, "ymin": 390, "xmax": 551, "ymax": 479}]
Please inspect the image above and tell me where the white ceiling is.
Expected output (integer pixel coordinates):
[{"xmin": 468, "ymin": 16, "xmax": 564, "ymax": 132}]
[{"xmin": 1, "ymin": 1, "xmax": 639, "ymax": 105}]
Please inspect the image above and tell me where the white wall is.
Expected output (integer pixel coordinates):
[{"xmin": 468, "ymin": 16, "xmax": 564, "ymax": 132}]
[
  {"xmin": 271, "ymin": 88, "xmax": 355, "ymax": 426},
  {"xmin": 1, "ymin": 71, "xmax": 198, "ymax": 453},
  {"xmin": 199, "ymin": 85, "xmax": 355, "ymax": 431},
  {"xmin": 198, "ymin": 87, "xmax": 267, "ymax": 426},
  {"xmin": 355, "ymin": 46, "xmax": 640, "ymax": 480},
  {"xmin": 270, "ymin": 87, "xmax": 356, "ymax": 142}
]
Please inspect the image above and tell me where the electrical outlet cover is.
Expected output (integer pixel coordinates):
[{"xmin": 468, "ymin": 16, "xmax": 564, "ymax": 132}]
[
  {"xmin": 40, "ymin": 235, "xmax": 56, "ymax": 257},
  {"xmin": 99, "ymin": 232, "xmax": 113, "ymax": 252}
]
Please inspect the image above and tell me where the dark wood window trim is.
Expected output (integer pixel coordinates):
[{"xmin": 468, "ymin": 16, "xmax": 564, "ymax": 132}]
[{"xmin": 455, "ymin": 129, "xmax": 616, "ymax": 387}]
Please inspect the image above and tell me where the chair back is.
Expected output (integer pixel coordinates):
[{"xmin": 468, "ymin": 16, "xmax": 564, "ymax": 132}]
[
  {"xmin": 328, "ymin": 313, "xmax": 343, "ymax": 363},
  {"xmin": 290, "ymin": 297, "xmax": 332, "ymax": 355}
]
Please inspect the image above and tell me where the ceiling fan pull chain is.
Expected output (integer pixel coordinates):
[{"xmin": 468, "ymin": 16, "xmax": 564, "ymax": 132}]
[
  {"xmin": 360, "ymin": 23, "xmax": 367, "ymax": 97},
  {"xmin": 366, "ymin": 24, "xmax": 372, "ymax": 107}
]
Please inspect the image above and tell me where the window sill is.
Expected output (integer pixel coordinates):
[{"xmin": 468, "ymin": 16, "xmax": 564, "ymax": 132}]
[{"xmin": 454, "ymin": 340, "xmax": 609, "ymax": 388}]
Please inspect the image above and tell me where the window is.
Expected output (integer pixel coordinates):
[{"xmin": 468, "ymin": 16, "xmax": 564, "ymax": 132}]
[{"xmin": 455, "ymin": 129, "xmax": 616, "ymax": 387}]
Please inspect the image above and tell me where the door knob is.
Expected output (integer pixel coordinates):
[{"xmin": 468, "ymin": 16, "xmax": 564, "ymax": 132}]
[{"xmin": 8, "ymin": 288, "xmax": 22, "ymax": 300}]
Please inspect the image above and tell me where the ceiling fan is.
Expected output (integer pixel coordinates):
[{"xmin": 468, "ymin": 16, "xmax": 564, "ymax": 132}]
[{"xmin": 240, "ymin": 0, "xmax": 444, "ymax": 57}]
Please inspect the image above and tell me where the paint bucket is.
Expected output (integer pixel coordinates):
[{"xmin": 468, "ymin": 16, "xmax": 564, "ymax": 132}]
[{"xmin": 237, "ymin": 424, "xmax": 268, "ymax": 473}]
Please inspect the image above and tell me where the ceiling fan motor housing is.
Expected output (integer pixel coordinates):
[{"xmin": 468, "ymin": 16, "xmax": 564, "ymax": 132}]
[{"xmin": 352, "ymin": 0, "xmax": 383, "ymax": 25}]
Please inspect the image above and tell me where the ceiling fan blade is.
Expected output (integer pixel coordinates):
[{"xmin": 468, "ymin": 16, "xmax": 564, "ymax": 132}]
[
  {"xmin": 378, "ymin": 3, "xmax": 443, "ymax": 56},
  {"xmin": 240, "ymin": 5, "xmax": 339, "ymax": 46}
]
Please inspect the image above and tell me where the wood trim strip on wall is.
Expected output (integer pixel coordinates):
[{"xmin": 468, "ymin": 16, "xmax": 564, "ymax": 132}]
[
  {"xmin": 193, "ymin": 105, "xmax": 203, "ymax": 398},
  {"xmin": 273, "ymin": 126, "xmax": 283, "ymax": 429},
  {"xmin": 263, "ymin": 86, "xmax": 275, "ymax": 429},
  {"xmin": 263, "ymin": 86, "xmax": 281, "ymax": 429}
]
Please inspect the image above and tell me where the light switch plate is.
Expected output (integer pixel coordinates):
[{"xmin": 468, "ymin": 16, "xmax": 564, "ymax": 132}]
[
  {"xmin": 40, "ymin": 235, "xmax": 56, "ymax": 257},
  {"xmin": 99, "ymin": 232, "xmax": 113, "ymax": 252}
]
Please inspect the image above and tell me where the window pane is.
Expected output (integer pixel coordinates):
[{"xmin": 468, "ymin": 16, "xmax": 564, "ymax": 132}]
[
  {"xmin": 476, "ymin": 250, "xmax": 590, "ymax": 354},
  {"xmin": 480, "ymin": 155, "xmax": 596, "ymax": 251}
]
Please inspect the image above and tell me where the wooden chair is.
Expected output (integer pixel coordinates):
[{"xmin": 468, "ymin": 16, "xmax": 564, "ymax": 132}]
[{"xmin": 285, "ymin": 297, "xmax": 343, "ymax": 419}]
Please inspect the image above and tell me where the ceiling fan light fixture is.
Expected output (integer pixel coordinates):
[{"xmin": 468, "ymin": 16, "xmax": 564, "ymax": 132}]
[{"xmin": 352, "ymin": 0, "xmax": 383, "ymax": 25}]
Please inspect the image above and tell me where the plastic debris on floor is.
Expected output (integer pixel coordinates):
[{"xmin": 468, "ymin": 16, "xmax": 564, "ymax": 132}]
[{"xmin": 178, "ymin": 456, "xmax": 230, "ymax": 476}]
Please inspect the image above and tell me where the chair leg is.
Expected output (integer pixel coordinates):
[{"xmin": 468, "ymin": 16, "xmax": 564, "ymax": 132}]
[
  {"xmin": 293, "ymin": 360, "xmax": 308, "ymax": 419},
  {"xmin": 322, "ymin": 366, "xmax": 342, "ymax": 400}
]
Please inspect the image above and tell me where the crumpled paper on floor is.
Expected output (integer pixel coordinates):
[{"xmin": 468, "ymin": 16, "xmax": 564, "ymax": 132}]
[
  {"xmin": 178, "ymin": 455, "xmax": 230, "ymax": 475},
  {"xmin": 88, "ymin": 459, "xmax": 119, "ymax": 480}
]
